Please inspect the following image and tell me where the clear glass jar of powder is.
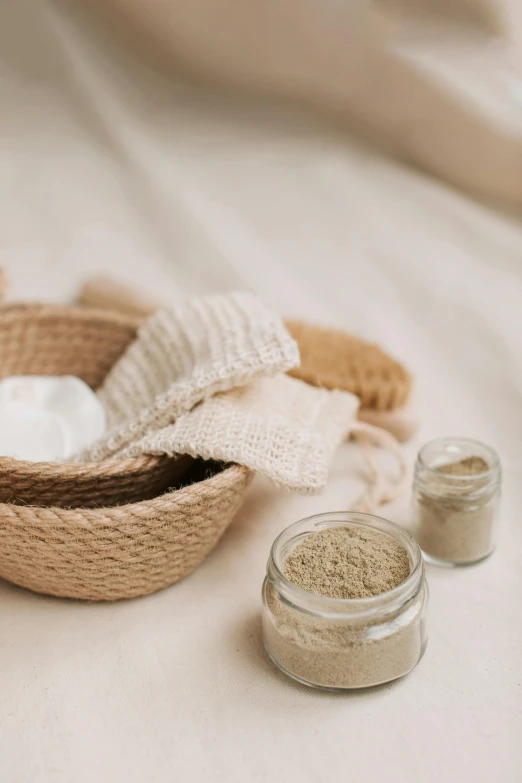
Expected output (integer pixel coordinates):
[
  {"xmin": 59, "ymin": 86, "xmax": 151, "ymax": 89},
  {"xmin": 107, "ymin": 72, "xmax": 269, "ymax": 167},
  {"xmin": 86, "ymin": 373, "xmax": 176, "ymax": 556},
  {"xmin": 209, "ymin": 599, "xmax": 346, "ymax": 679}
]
[
  {"xmin": 412, "ymin": 438, "xmax": 501, "ymax": 566},
  {"xmin": 262, "ymin": 512, "xmax": 428, "ymax": 691}
]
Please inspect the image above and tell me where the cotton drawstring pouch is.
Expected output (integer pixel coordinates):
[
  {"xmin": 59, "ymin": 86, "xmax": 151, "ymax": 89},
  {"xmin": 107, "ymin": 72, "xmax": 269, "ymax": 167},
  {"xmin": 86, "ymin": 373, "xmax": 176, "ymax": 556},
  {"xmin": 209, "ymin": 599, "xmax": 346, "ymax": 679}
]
[
  {"xmin": 115, "ymin": 375, "xmax": 407, "ymax": 509},
  {"xmin": 78, "ymin": 292, "xmax": 407, "ymax": 510}
]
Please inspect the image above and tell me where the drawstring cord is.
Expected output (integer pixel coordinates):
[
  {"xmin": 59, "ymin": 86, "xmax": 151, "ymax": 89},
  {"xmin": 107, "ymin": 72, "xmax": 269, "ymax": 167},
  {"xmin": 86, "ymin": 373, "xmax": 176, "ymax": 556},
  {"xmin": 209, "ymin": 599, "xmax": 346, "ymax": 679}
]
[{"xmin": 350, "ymin": 420, "xmax": 409, "ymax": 514}]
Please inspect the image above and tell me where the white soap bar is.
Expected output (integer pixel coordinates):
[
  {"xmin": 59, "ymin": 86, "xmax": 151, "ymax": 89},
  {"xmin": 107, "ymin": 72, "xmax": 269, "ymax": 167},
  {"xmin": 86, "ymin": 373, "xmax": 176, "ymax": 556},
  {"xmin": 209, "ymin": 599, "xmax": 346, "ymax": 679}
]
[
  {"xmin": 0, "ymin": 402, "xmax": 70, "ymax": 462},
  {"xmin": 0, "ymin": 376, "xmax": 106, "ymax": 459}
]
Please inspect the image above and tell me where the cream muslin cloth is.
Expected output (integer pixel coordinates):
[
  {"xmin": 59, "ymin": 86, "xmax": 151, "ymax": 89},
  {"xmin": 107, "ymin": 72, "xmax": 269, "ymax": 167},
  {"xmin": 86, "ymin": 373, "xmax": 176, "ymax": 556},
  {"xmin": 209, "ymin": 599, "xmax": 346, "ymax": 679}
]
[
  {"xmin": 81, "ymin": 291, "xmax": 299, "ymax": 462},
  {"xmin": 79, "ymin": 292, "xmax": 406, "ymax": 501}
]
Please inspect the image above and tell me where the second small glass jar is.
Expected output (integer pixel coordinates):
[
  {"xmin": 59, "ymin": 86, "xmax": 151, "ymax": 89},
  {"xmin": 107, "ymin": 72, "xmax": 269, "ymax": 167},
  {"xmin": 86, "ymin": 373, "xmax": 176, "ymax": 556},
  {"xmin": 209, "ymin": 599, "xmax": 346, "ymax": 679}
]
[
  {"xmin": 262, "ymin": 512, "xmax": 428, "ymax": 691},
  {"xmin": 412, "ymin": 437, "xmax": 501, "ymax": 566}
]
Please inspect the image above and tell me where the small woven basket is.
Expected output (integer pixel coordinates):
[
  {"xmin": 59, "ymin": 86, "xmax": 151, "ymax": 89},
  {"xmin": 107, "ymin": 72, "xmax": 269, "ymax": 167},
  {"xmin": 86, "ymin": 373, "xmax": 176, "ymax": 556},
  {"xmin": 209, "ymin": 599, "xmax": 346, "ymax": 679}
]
[
  {"xmin": 0, "ymin": 304, "xmax": 252, "ymax": 600},
  {"xmin": 0, "ymin": 462, "xmax": 251, "ymax": 600}
]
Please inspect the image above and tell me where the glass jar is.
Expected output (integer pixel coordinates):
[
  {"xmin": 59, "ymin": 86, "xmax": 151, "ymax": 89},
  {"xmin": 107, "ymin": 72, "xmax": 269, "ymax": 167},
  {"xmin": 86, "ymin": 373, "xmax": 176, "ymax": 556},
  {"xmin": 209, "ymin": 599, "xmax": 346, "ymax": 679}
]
[
  {"xmin": 262, "ymin": 512, "xmax": 428, "ymax": 691},
  {"xmin": 412, "ymin": 437, "xmax": 501, "ymax": 566}
]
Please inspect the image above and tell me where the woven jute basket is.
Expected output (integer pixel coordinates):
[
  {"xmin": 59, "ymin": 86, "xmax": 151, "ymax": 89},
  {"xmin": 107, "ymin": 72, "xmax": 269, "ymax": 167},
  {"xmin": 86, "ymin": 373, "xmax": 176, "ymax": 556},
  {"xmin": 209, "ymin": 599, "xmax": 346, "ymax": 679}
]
[
  {"xmin": 0, "ymin": 303, "xmax": 252, "ymax": 600},
  {"xmin": 0, "ymin": 461, "xmax": 251, "ymax": 600}
]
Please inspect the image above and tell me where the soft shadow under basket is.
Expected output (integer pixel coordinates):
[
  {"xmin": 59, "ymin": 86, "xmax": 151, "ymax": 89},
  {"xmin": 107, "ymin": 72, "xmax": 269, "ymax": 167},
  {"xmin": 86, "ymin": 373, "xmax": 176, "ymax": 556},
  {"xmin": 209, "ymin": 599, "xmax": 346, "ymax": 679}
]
[{"xmin": 0, "ymin": 304, "xmax": 251, "ymax": 600}]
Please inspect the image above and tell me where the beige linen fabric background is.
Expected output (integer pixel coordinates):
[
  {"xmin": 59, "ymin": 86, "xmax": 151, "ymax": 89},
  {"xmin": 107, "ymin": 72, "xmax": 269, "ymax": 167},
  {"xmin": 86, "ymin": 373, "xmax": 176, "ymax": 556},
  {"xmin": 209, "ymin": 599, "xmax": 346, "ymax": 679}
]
[
  {"xmin": 0, "ymin": 1, "xmax": 521, "ymax": 781},
  {"xmin": 87, "ymin": 0, "xmax": 522, "ymax": 211}
]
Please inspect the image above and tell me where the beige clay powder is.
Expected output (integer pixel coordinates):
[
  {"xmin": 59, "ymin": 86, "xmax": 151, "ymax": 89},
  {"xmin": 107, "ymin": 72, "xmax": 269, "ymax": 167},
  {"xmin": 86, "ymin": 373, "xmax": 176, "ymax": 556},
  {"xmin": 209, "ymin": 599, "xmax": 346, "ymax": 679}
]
[
  {"xmin": 413, "ymin": 455, "xmax": 497, "ymax": 564},
  {"xmin": 284, "ymin": 526, "xmax": 410, "ymax": 599},
  {"xmin": 263, "ymin": 526, "xmax": 425, "ymax": 689}
]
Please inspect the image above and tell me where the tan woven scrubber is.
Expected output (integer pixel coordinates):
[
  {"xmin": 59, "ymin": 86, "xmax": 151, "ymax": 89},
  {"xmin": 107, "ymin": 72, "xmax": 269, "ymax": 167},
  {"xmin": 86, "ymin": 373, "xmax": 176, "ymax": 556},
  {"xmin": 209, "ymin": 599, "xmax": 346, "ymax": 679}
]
[
  {"xmin": 285, "ymin": 320, "xmax": 412, "ymax": 412},
  {"xmin": 80, "ymin": 291, "xmax": 299, "ymax": 462}
]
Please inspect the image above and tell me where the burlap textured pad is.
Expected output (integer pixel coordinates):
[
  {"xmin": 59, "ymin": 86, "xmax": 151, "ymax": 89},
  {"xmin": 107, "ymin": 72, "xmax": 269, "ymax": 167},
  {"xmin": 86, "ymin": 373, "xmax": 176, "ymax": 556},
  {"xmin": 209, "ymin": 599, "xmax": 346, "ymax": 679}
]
[{"xmin": 286, "ymin": 321, "xmax": 411, "ymax": 412}]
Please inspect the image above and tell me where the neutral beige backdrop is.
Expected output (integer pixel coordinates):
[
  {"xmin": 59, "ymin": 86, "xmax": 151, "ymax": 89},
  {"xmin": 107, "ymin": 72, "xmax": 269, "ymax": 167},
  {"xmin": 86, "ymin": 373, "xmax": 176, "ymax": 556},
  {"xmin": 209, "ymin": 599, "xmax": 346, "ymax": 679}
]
[
  {"xmin": 88, "ymin": 0, "xmax": 522, "ymax": 211},
  {"xmin": 0, "ymin": 2, "xmax": 521, "ymax": 782}
]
